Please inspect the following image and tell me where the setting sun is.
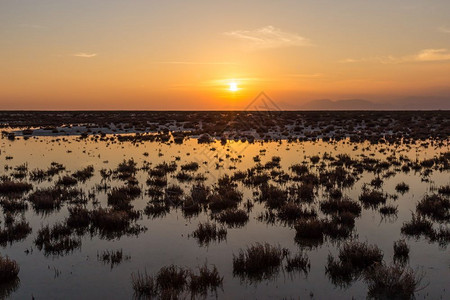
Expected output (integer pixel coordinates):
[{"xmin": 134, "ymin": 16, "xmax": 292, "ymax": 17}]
[{"xmin": 229, "ymin": 82, "xmax": 239, "ymax": 92}]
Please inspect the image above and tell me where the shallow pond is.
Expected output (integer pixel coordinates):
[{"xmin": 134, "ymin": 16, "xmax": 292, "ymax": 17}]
[{"xmin": 0, "ymin": 135, "xmax": 449, "ymax": 299}]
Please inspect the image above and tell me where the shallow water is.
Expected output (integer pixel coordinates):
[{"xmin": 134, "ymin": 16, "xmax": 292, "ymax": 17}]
[{"xmin": 0, "ymin": 135, "xmax": 449, "ymax": 299}]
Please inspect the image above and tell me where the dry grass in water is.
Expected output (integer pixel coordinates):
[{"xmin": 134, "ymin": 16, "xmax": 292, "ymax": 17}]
[
  {"xmin": 326, "ymin": 241, "xmax": 383, "ymax": 287},
  {"xmin": 364, "ymin": 263, "xmax": 423, "ymax": 299},
  {"xmin": 0, "ymin": 256, "xmax": 19, "ymax": 284},
  {"xmin": 216, "ymin": 209, "xmax": 249, "ymax": 227},
  {"xmin": 192, "ymin": 222, "xmax": 227, "ymax": 246},
  {"xmin": 97, "ymin": 249, "xmax": 130, "ymax": 269},
  {"xmin": 233, "ymin": 243, "xmax": 288, "ymax": 281},
  {"xmin": 132, "ymin": 263, "xmax": 222, "ymax": 298}
]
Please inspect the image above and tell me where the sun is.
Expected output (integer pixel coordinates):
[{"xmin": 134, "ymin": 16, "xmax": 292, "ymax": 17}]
[{"xmin": 228, "ymin": 81, "xmax": 239, "ymax": 92}]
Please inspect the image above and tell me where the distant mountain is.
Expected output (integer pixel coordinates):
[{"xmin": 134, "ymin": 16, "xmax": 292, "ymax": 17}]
[
  {"xmin": 393, "ymin": 96, "xmax": 450, "ymax": 110},
  {"xmin": 300, "ymin": 99, "xmax": 387, "ymax": 110},
  {"xmin": 298, "ymin": 97, "xmax": 450, "ymax": 110}
]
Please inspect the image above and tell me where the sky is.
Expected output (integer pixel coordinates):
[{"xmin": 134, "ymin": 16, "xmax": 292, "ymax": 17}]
[{"xmin": 1, "ymin": 0, "xmax": 450, "ymax": 110}]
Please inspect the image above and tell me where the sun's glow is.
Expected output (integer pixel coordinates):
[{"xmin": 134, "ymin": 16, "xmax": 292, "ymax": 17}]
[{"xmin": 229, "ymin": 81, "xmax": 239, "ymax": 92}]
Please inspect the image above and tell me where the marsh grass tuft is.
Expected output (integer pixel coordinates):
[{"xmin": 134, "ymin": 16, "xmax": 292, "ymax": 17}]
[
  {"xmin": 401, "ymin": 214, "xmax": 434, "ymax": 237},
  {"xmin": 216, "ymin": 209, "xmax": 249, "ymax": 227},
  {"xmin": 359, "ymin": 189, "xmax": 387, "ymax": 209},
  {"xmin": 0, "ymin": 219, "xmax": 32, "ymax": 246},
  {"xmin": 416, "ymin": 194, "xmax": 450, "ymax": 222},
  {"xmin": 0, "ymin": 256, "xmax": 19, "ymax": 284},
  {"xmin": 326, "ymin": 241, "xmax": 383, "ymax": 287},
  {"xmin": 132, "ymin": 263, "xmax": 222, "ymax": 298},
  {"xmin": 233, "ymin": 243, "xmax": 288, "ymax": 281},
  {"xmin": 0, "ymin": 181, "xmax": 32, "ymax": 195},
  {"xmin": 97, "ymin": 249, "xmax": 130, "ymax": 269},
  {"xmin": 192, "ymin": 222, "xmax": 227, "ymax": 246},
  {"xmin": 393, "ymin": 240, "xmax": 409, "ymax": 263},
  {"xmin": 395, "ymin": 182, "xmax": 410, "ymax": 193},
  {"xmin": 285, "ymin": 252, "xmax": 310, "ymax": 273},
  {"xmin": 364, "ymin": 263, "xmax": 423, "ymax": 299}
]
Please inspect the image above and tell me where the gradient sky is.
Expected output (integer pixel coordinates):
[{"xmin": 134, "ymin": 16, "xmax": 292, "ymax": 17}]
[{"xmin": 1, "ymin": 0, "xmax": 450, "ymax": 109}]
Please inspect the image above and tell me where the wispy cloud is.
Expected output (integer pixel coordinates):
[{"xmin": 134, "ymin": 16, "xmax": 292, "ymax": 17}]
[
  {"xmin": 438, "ymin": 26, "xmax": 450, "ymax": 33},
  {"xmin": 340, "ymin": 49, "xmax": 450, "ymax": 64},
  {"xmin": 225, "ymin": 26, "xmax": 312, "ymax": 49},
  {"xmin": 73, "ymin": 53, "xmax": 98, "ymax": 58},
  {"xmin": 414, "ymin": 49, "xmax": 450, "ymax": 61},
  {"xmin": 150, "ymin": 61, "xmax": 235, "ymax": 65}
]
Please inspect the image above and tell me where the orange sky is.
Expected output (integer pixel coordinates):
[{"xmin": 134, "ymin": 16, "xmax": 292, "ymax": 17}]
[{"xmin": 1, "ymin": 1, "xmax": 450, "ymax": 109}]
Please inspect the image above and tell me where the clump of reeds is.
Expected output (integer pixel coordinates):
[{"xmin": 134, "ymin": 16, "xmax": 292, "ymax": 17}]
[
  {"xmin": 146, "ymin": 176, "xmax": 167, "ymax": 188},
  {"xmin": 294, "ymin": 218, "xmax": 325, "ymax": 241},
  {"xmin": 395, "ymin": 182, "xmax": 410, "ymax": 193},
  {"xmin": 132, "ymin": 263, "xmax": 223, "ymax": 298},
  {"xmin": 115, "ymin": 159, "xmax": 138, "ymax": 177},
  {"xmin": 326, "ymin": 241, "xmax": 383, "ymax": 287},
  {"xmin": 0, "ymin": 181, "xmax": 32, "ymax": 195},
  {"xmin": 290, "ymin": 164, "xmax": 309, "ymax": 176},
  {"xmin": 0, "ymin": 198, "xmax": 28, "ymax": 213},
  {"xmin": 359, "ymin": 189, "xmax": 387, "ymax": 208},
  {"xmin": 72, "ymin": 165, "xmax": 94, "ymax": 181},
  {"xmin": 0, "ymin": 219, "xmax": 32, "ymax": 246},
  {"xmin": 181, "ymin": 162, "xmax": 199, "ymax": 172},
  {"xmin": 144, "ymin": 201, "xmax": 170, "ymax": 218},
  {"xmin": 0, "ymin": 255, "xmax": 19, "ymax": 283},
  {"xmin": 416, "ymin": 194, "xmax": 450, "ymax": 222},
  {"xmin": 56, "ymin": 175, "xmax": 78, "ymax": 186},
  {"xmin": 192, "ymin": 222, "xmax": 227, "ymax": 246},
  {"xmin": 27, "ymin": 187, "xmax": 63, "ymax": 211},
  {"xmin": 277, "ymin": 202, "xmax": 317, "ymax": 222},
  {"xmin": 401, "ymin": 214, "xmax": 434, "ymax": 237},
  {"xmin": 258, "ymin": 184, "xmax": 287, "ymax": 209},
  {"xmin": 175, "ymin": 171, "xmax": 193, "ymax": 182},
  {"xmin": 131, "ymin": 270, "xmax": 157, "ymax": 298},
  {"xmin": 233, "ymin": 243, "xmax": 288, "ymax": 281},
  {"xmin": 295, "ymin": 183, "xmax": 316, "ymax": 203},
  {"xmin": 379, "ymin": 204, "xmax": 398, "ymax": 216},
  {"xmin": 34, "ymin": 222, "xmax": 81, "ymax": 256},
  {"xmin": 364, "ymin": 263, "xmax": 422, "ymax": 299},
  {"xmin": 107, "ymin": 185, "xmax": 141, "ymax": 210},
  {"xmin": 164, "ymin": 184, "xmax": 185, "ymax": 206},
  {"xmin": 91, "ymin": 208, "xmax": 132, "ymax": 229},
  {"xmin": 181, "ymin": 197, "xmax": 201, "ymax": 217},
  {"xmin": 216, "ymin": 209, "xmax": 249, "ymax": 227},
  {"xmin": 285, "ymin": 252, "xmax": 310, "ymax": 273},
  {"xmin": 97, "ymin": 249, "xmax": 130, "ymax": 269},
  {"xmin": 188, "ymin": 263, "xmax": 223, "ymax": 297},
  {"xmin": 437, "ymin": 185, "xmax": 450, "ymax": 195},
  {"xmin": 190, "ymin": 183, "xmax": 210, "ymax": 204},
  {"xmin": 393, "ymin": 240, "xmax": 409, "ymax": 263},
  {"xmin": 320, "ymin": 196, "xmax": 361, "ymax": 216},
  {"xmin": 66, "ymin": 206, "xmax": 91, "ymax": 229}
]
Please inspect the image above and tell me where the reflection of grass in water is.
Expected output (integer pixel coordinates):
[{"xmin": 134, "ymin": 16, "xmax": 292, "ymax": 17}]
[
  {"xmin": 0, "ymin": 278, "xmax": 20, "ymax": 299},
  {"xmin": 417, "ymin": 194, "xmax": 450, "ymax": 222},
  {"xmin": 0, "ymin": 256, "xmax": 20, "ymax": 285},
  {"xmin": 365, "ymin": 264, "xmax": 424, "ymax": 300},
  {"xmin": 393, "ymin": 239, "xmax": 409, "ymax": 264},
  {"xmin": 0, "ymin": 126, "xmax": 449, "ymax": 298},
  {"xmin": 326, "ymin": 241, "xmax": 383, "ymax": 287},
  {"xmin": 132, "ymin": 263, "xmax": 223, "ymax": 299},
  {"xmin": 97, "ymin": 249, "xmax": 130, "ymax": 269},
  {"xmin": 233, "ymin": 243, "xmax": 288, "ymax": 282},
  {"xmin": 0, "ymin": 218, "xmax": 32, "ymax": 247},
  {"xmin": 0, "ymin": 181, "xmax": 32, "ymax": 195},
  {"xmin": 192, "ymin": 222, "xmax": 227, "ymax": 246},
  {"xmin": 215, "ymin": 208, "xmax": 249, "ymax": 228}
]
